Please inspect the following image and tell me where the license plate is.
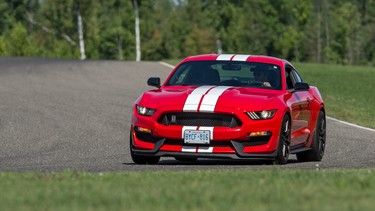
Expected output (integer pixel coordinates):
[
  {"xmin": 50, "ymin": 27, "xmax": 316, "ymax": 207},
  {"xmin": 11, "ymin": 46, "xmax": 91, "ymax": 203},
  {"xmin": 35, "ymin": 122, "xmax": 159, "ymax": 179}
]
[{"xmin": 184, "ymin": 130, "xmax": 210, "ymax": 144}]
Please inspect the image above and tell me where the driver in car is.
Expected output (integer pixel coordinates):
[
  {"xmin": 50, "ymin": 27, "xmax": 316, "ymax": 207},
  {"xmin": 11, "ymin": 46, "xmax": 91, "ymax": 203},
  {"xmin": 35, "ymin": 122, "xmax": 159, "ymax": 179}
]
[{"xmin": 252, "ymin": 66, "xmax": 272, "ymax": 87}]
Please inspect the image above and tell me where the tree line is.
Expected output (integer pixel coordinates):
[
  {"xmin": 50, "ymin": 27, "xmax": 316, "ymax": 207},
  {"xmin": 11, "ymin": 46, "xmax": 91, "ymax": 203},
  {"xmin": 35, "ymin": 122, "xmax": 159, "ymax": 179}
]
[{"xmin": 0, "ymin": 0, "xmax": 375, "ymax": 65}]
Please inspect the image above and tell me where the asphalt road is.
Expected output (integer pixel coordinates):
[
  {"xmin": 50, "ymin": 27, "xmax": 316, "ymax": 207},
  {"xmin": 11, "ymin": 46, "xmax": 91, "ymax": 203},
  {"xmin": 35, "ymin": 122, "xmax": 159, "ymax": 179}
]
[{"xmin": 0, "ymin": 57, "xmax": 374, "ymax": 172}]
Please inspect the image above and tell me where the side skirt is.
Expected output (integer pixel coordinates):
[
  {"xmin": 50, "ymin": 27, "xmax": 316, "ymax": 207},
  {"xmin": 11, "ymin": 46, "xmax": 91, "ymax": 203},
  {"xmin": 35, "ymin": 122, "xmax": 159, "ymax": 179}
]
[{"xmin": 290, "ymin": 143, "xmax": 311, "ymax": 154}]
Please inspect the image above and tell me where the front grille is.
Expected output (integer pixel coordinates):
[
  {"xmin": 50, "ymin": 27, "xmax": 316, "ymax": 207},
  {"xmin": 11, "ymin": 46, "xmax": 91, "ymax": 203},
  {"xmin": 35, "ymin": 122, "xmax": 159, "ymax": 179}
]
[{"xmin": 158, "ymin": 112, "xmax": 242, "ymax": 128}]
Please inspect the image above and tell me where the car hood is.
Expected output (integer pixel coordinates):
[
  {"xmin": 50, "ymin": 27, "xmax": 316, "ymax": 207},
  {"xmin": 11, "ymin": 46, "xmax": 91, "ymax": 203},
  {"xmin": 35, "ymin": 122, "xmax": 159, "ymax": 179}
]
[{"xmin": 138, "ymin": 86, "xmax": 282, "ymax": 111}]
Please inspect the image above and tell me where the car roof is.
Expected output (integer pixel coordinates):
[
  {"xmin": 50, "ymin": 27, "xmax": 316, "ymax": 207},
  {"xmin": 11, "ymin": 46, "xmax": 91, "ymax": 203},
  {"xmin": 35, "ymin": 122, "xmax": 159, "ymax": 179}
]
[{"xmin": 180, "ymin": 54, "xmax": 287, "ymax": 67}]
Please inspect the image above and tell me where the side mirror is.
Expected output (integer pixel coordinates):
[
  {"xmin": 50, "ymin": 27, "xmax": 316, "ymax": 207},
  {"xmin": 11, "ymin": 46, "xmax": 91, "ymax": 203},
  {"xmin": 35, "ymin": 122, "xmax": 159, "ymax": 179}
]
[
  {"xmin": 147, "ymin": 77, "xmax": 161, "ymax": 88},
  {"xmin": 294, "ymin": 82, "xmax": 310, "ymax": 91}
]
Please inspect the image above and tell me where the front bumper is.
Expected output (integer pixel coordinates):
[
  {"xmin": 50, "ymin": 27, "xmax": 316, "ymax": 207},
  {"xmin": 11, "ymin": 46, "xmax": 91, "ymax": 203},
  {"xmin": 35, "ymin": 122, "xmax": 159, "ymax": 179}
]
[
  {"xmin": 131, "ymin": 138, "xmax": 278, "ymax": 159},
  {"xmin": 131, "ymin": 108, "xmax": 283, "ymax": 160}
]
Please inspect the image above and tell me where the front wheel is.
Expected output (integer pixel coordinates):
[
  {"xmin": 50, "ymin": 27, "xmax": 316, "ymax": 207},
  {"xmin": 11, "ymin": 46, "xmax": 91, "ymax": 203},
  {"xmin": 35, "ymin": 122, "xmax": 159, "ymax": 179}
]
[
  {"xmin": 130, "ymin": 129, "xmax": 160, "ymax": 164},
  {"xmin": 296, "ymin": 110, "xmax": 326, "ymax": 162},
  {"xmin": 275, "ymin": 115, "xmax": 291, "ymax": 164}
]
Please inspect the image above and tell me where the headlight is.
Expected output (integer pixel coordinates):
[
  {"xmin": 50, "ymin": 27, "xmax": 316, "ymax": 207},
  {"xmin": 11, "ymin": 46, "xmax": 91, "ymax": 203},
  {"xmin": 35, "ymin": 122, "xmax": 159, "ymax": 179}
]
[
  {"xmin": 246, "ymin": 110, "xmax": 276, "ymax": 120},
  {"xmin": 136, "ymin": 105, "xmax": 156, "ymax": 116}
]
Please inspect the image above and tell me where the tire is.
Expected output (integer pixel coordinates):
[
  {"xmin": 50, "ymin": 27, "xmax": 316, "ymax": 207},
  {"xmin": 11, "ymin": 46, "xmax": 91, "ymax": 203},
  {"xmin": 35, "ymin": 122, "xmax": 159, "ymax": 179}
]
[
  {"xmin": 174, "ymin": 157, "xmax": 198, "ymax": 162},
  {"xmin": 130, "ymin": 129, "xmax": 160, "ymax": 164},
  {"xmin": 296, "ymin": 110, "xmax": 326, "ymax": 162},
  {"xmin": 275, "ymin": 115, "xmax": 291, "ymax": 164}
]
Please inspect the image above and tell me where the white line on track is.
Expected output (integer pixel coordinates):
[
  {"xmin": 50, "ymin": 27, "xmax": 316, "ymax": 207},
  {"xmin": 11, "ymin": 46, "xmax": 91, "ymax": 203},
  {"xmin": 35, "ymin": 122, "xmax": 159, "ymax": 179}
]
[
  {"xmin": 158, "ymin": 61, "xmax": 175, "ymax": 69},
  {"xmin": 327, "ymin": 116, "xmax": 375, "ymax": 133},
  {"xmin": 158, "ymin": 61, "xmax": 375, "ymax": 133}
]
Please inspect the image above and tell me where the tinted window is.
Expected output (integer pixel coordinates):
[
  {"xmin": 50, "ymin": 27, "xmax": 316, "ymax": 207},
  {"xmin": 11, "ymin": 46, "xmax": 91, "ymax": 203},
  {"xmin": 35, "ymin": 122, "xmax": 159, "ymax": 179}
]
[
  {"xmin": 166, "ymin": 61, "xmax": 282, "ymax": 90},
  {"xmin": 285, "ymin": 66, "xmax": 295, "ymax": 90},
  {"xmin": 292, "ymin": 70, "xmax": 303, "ymax": 83}
]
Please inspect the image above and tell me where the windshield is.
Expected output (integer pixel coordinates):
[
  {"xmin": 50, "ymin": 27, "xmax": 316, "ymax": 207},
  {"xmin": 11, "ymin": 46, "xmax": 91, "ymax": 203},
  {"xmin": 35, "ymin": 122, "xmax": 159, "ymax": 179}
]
[{"xmin": 165, "ymin": 61, "xmax": 282, "ymax": 90}]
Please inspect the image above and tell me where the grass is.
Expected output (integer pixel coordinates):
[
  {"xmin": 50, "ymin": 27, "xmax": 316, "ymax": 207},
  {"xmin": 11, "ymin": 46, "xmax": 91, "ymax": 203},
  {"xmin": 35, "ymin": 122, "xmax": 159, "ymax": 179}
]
[
  {"xmin": 1, "ymin": 169, "xmax": 375, "ymax": 211},
  {"xmin": 165, "ymin": 59, "xmax": 375, "ymax": 128},
  {"xmin": 295, "ymin": 63, "xmax": 375, "ymax": 129}
]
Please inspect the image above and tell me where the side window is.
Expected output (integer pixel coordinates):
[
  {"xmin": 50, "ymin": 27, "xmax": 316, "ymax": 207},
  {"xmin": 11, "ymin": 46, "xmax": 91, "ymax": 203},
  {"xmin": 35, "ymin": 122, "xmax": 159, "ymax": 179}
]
[
  {"xmin": 292, "ymin": 70, "xmax": 303, "ymax": 83},
  {"xmin": 285, "ymin": 66, "xmax": 295, "ymax": 90}
]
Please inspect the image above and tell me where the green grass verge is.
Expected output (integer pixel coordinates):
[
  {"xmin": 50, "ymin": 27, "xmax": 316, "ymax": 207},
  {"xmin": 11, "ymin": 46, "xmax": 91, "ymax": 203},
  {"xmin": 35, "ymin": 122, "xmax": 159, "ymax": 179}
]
[
  {"xmin": 295, "ymin": 63, "xmax": 375, "ymax": 129},
  {"xmin": 164, "ymin": 60, "xmax": 375, "ymax": 128},
  {"xmin": 1, "ymin": 169, "xmax": 374, "ymax": 211}
]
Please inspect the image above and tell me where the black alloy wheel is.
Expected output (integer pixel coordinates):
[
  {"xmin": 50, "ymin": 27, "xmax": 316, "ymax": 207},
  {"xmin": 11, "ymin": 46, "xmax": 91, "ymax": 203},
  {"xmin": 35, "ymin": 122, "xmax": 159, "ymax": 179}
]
[
  {"xmin": 130, "ymin": 129, "xmax": 160, "ymax": 164},
  {"xmin": 296, "ymin": 110, "xmax": 326, "ymax": 162},
  {"xmin": 275, "ymin": 115, "xmax": 291, "ymax": 164}
]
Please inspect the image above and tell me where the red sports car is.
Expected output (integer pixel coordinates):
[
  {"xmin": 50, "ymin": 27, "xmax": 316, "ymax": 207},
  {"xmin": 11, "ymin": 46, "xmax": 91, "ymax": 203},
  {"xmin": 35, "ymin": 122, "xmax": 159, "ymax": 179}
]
[{"xmin": 130, "ymin": 54, "xmax": 326, "ymax": 164}]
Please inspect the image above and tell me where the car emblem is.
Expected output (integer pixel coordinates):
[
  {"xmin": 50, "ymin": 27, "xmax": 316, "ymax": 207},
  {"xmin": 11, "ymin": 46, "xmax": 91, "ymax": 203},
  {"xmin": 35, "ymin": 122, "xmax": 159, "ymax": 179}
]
[{"xmin": 171, "ymin": 115, "xmax": 176, "ymax": 124}]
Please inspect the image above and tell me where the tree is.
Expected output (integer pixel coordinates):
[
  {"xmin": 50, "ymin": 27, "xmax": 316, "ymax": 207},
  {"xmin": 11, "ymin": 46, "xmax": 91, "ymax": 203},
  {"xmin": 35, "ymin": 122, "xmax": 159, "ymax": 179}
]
[
  {"xmin": 0, "ymin": 36, "xmax": 7, "ymax": 55},
  {"xmin": 5, "ymin": 22, "xmax": 37, "ymax": 56},
  {"xmin": 97, "ymin": 0, "xmax": 135, "ymax": 60},
  {"xmin": 133, "ymin": 0, "xmax": 141, "ymax": 61},
  {"xmin": 330, "ymin": 2, "xmax": 361, "ymax": 64}
]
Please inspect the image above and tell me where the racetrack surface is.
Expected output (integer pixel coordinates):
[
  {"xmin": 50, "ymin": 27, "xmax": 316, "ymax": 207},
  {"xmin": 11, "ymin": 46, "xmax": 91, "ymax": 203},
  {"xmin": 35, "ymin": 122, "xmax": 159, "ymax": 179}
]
[{"xmin": 0, "ymin": 57, "xmax": 374, "ymax": 172}]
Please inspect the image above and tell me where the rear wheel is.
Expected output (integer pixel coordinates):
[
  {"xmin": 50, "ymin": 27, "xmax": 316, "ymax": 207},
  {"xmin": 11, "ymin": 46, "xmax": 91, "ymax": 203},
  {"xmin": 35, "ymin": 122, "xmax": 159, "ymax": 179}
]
[
  {"xmin": 296, "ymin": 110, "xmax": 326, "ymax": 162},
  {"xmin": 130, "ymin": 129, "xmax": 160, "ymax": 164},
  {"xmin": 275, "ymin": 115, "xmax": 291, "ymax": 164}
]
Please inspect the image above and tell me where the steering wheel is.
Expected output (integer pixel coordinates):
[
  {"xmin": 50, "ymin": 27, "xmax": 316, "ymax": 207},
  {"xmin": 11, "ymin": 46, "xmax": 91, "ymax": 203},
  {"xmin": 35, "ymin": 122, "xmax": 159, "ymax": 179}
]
[{"xmin": 248, "ymin": 81, "xmax": 264, "ymax": 87}]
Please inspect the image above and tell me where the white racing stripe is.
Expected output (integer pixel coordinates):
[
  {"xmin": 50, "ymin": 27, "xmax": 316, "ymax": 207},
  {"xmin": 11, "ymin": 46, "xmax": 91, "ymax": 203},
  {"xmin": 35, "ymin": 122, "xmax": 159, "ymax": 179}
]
[
  {"xmin": 216, "ymin": 54, "xmax": 250, "ymax": 61},
  {"xmin": 216, "ymin": 54, "xmax": 234, "ymax": 61},
  {"xmin": 197, "ymin": 147, "xmax": 214, "ymax": 153},
  {"xmin": 183, "ymin": 86, "xmax": 214, "ymax": 111},
  {"xmin": 182, "ymin": 146, "xmax": 197, "ymax": 153},
  {"xmin": 232, "ymin": 54, "xmax": 250, "ymax": 61},
  {"xmin": 199, "ymin": 86, "xmax": 232, "ymax": 112}
]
